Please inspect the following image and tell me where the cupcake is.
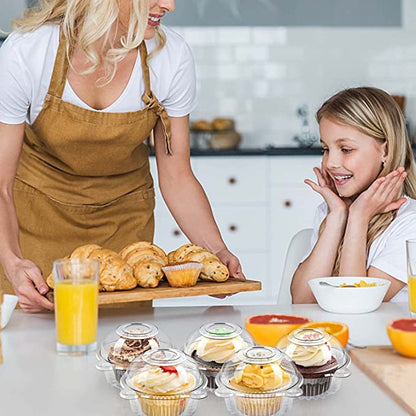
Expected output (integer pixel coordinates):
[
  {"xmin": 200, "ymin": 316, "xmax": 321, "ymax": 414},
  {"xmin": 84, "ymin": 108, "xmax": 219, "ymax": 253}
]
[
  {"xmin": 185, "ymin": 322, "xmax": 254, "ymax": 389},
  {"xmin": 96, "ymin": 322, "xmax": 169, "ymax": 385},
  {"xmin": 162, "ymin": 262, "xmax": 203, "ymax": 288},
  {"xmin": 122, "ymin": 348, "xmax": 207, "ymax": 416},
  {"xmin": 215, "ymin": 346, "xmax": 303, "ymax": 416},
  {"xmin": 277, "ymin": 328, "xmax": 343, "ymax": 398}
]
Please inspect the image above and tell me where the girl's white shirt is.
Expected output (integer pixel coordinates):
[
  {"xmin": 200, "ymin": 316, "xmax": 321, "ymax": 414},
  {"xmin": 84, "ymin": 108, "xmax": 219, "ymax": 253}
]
[
  {"xmin": 305, "ymin": 197, "xmax": 416, "ymax": 303},
  {"xmin": 0, "ymin": 24, "xmax": 197, "ymax": 125}
]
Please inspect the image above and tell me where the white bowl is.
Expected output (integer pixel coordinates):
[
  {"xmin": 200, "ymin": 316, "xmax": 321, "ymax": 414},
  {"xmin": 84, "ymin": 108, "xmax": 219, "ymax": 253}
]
[
  {"xmin": 1, "ymin": 294, "xmax": 18, "ymax": 329},
  {"xmin": 308, "ymin": 277, "xmax": 390, "ymax": 314}
]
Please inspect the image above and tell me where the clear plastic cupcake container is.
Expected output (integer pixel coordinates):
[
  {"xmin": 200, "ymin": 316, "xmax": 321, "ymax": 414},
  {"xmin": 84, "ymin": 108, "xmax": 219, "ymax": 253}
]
[
  {"xmin": 215, "ymin": 346, "xmax": 303, "ymax": 416},
  {"xmin": 96, "ymin": 322, "xmax": 171, "ymax": 387},
  {"xmin": 119, "ymin": 348, "xmax": 208, "ymax": 416},
  {"xmin": 276, "ymin": 328, "xmax": 351, "ymax": 400},
  {"xmin": 184, "ymin": 322, "xmax": 255, "ymax": 390}
]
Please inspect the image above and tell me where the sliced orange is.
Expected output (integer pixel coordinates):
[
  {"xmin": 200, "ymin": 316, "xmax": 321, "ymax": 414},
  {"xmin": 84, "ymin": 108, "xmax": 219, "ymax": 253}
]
[
  {"xmin": 299, "ymin": 321, "xmax": 349, "ymax": 348},
  {"xmin": 245, "ymin": 314, "xmax": 311, "ymax": 347},
  {"xmin": 387, "ymin": 318, "xmax": 416, "ymax": 358}
]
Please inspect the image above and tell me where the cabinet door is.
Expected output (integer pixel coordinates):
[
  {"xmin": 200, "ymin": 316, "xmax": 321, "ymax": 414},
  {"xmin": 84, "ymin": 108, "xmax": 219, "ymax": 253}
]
[
  {"xmin": 194, "ymin": 156, "xmax": 267, "ymax": 204},
  {"xmin": 270, "ymin": 185, "xmax": 322, "ymax": 297},
  {"xmin": 213, "ymin": 206, "xmax": 268, "ymax": 252}
]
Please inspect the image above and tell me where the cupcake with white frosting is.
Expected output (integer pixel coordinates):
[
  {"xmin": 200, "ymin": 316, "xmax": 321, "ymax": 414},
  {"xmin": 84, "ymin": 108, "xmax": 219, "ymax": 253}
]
[
  {"xmin": 122, "ymin": 348, "xmax": 207, "ymax": 416},
  {"xmin": 185, "ymin": 322, "xmax": 254, "ymax": 389}
]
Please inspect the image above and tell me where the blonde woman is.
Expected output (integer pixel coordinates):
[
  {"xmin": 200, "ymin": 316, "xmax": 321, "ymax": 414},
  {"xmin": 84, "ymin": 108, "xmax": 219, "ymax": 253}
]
[
  {"xmin": 291, "ymin": 87, "xmax": 416, "ymax": 303},
  {"xmin": 0, "ymin": 0, "xmax": 244, "ymax": 312}
]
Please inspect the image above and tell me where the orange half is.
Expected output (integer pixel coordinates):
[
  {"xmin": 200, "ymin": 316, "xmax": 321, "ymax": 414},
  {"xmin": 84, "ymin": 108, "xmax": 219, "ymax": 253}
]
[
  {"xmin": 299, "ymin": 321, "xmax": 349, "ymax": 348},
  {"xmin": 387, "ymin": 318, "xmax": 416, "ymax": 358},
  {"xmin": 245, "ymin": 314, "xmax": 311, "ymax": 347}
]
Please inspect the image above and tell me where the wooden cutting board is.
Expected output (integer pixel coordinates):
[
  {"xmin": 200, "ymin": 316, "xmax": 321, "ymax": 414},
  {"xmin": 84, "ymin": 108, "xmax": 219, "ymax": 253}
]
[
  {"xmin": 350, "ymin": 346, "xmax": 416, "ymax": 416},
  {"xmin": 98, "ymin": 278, "xmax": 261, "ymax": 305}
]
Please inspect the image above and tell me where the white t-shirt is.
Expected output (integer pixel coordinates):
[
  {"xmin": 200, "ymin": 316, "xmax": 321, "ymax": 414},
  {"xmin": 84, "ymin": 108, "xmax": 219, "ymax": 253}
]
[
  {"xmin": 0, "ymin": 24, "xmax": 197, "ymax": 125},
  {"xmin": 305, "ymin": 197, "xmax": 416, "ymax": 303}
]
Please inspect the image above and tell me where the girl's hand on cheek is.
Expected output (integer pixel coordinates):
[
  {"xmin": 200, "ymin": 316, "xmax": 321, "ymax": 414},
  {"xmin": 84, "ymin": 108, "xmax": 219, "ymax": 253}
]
[
  {"xmin": 350, "ymin": 167, "xmax": 407, "ymax": 219},
  {"xmin": 305, "ymin": 167, "xmax": 349, "ymax": 215}
]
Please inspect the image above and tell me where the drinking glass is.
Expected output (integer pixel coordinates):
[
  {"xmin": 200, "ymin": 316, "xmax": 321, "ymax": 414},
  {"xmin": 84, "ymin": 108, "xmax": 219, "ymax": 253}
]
[
  {"xmin": 53, "ymin": 258, "xmax": 99, "ymax": 355},
  {"xmin": 406, "ymin": 239, "xmax": 416, "ymax": 317}
]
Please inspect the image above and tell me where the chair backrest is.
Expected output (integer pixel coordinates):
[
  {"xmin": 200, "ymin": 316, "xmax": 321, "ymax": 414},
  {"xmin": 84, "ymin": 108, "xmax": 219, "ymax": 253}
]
[{"xmin": 277, "ymin": 228, "xmax": 313, "ymax": 305}]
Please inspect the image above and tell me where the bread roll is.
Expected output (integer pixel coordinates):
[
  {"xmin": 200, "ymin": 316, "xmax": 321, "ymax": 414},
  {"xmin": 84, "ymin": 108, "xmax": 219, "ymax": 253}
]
[
  {"xmin": 46, "ymin": 245, "xmax": 136, "ymax": 292},
  {"xmin": 120, "ymin": 242, "xmax": 167, "ymax": 288},
  {"xmin": 88, "ymin": 248, "xmax": 136, "ymax": 291}
]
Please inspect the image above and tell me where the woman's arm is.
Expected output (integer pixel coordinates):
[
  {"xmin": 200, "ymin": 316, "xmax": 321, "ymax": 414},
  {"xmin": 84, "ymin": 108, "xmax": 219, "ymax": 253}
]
[
  {"xmin": 154, "ymin": 116, "xmax": 244, "ymax": 279},
  {"xmin": 0, "ymin": 122, "xmax": 54, "ymax": 312}
]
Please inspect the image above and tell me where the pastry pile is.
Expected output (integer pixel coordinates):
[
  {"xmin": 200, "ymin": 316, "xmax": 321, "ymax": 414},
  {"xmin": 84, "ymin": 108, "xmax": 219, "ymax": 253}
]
[
  {"xmin": 46, "ymin": 242, "xmax": 229, "ymax": 292},
  {"xmin": 168, "ymin": 244, "xmax": 229, "ymax": 282}
]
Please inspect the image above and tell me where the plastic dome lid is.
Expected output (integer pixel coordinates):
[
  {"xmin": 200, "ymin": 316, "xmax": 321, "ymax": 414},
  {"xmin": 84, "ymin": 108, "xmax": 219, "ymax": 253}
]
[
  {"xmin": 199, "ymin": 322, "xmax": 242, "ymax": 339},
  {"xmin": 96, "ymin": 322, "xmax": 171, "ymax": 369},
  {"xmin": 121, "ymin": 348, "xmax": 207, "ymax": 397},
  {"xmin": 215, "ymin": 346, "xmax": 303, "ymax": 397},
  {"xmin": 276, "ymin": 328, "xmax": 351, "ymax": 378}
]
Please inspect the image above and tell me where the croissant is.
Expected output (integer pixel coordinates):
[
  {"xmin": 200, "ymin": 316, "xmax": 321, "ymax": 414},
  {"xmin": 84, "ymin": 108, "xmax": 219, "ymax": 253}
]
[
  {"xmin": 46, "ymin": 244, "xmax": 136, "ymax": 292},
  {"xmin": 87, "ymin": 248, "xmax": 136, "ymax": 292},
  {"xmin": 168, "ymin": 244, "xmax": 229, "ymax": 282},
  {"xmin": 120, "ymin": 241, "xmax": 167, "ymax": 288}
]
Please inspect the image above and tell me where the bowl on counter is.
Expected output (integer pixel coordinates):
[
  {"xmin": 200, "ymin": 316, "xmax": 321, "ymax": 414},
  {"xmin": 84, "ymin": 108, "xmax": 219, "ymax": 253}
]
[
  {"xmin": 308, "ymin": 277, "xmax": 390, "ymax": 314},
  {"xmin": 1, "ymin": 294, "xmax": 18, "ymax": 329}
]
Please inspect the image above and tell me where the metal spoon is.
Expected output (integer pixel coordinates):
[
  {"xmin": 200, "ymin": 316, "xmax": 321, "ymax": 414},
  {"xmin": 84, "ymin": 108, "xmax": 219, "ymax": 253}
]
[{"xmin": 319, "ymin": 281, "xmax": 356, "ymax": 288}]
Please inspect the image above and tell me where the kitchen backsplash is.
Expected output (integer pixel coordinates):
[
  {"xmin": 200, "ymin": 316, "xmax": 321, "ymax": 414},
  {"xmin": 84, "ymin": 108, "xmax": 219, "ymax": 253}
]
[
  {"xmin": 172, "ymin": 0, "xmax": 416, "ymax": 148},
  {"xmin": 1, "ymin": 1, "xmax": 416, "ymax": 148}
]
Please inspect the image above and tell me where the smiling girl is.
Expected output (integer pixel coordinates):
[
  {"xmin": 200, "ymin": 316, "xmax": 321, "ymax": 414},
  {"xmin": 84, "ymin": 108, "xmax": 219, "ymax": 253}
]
[{"xmin": 291, "ymin": 87, "xmax": 416, "ymax": 303}]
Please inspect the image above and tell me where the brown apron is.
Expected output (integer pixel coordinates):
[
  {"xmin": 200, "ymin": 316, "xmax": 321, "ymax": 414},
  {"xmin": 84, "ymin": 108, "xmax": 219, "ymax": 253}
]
[{"xmin": 1, "ymin": 34, "xmax": 172, "ymax": 295}]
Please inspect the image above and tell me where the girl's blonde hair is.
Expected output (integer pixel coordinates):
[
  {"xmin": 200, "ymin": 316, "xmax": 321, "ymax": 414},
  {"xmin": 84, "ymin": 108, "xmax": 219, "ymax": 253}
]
[
  {"xmin": 316, "ymin": 87, "xmax": 416, "ymax": 275},
  {"xmin": 12, "ymin": 0, "xmax": 166, "ymax": 85}
]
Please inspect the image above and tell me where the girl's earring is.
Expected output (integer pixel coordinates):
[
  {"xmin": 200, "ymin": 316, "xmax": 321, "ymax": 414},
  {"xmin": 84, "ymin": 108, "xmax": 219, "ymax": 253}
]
[{"xmin": 382, "ymin": 161, "xmax": 386, "ymax": 167}]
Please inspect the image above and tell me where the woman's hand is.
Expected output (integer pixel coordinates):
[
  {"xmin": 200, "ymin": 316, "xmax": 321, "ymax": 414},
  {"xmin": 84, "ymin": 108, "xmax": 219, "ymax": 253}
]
[
  {"xmin": 349, "ymin": 167, "xmax": 407, "ymax": 220},
  {"xmin": 305, "ymin": 167, "xmax": 350, "ymax": 215},
  {"xmin": 215, "ymin": 248, "xmax": 245, "ymax": 280},
  {"xmin": 9, "ymin": 259, "xmax": 54, "ymax": 312}
]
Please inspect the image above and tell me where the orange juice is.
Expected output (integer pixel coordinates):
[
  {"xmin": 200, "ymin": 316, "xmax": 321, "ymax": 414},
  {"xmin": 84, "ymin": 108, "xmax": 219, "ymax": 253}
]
[
  {"xmin": 409, "ymin": 276, "xmax": 416, "ymax": 314},
  {"xmin": 55, "ymin": 280, "xmax": 98, "ymax": 345}
]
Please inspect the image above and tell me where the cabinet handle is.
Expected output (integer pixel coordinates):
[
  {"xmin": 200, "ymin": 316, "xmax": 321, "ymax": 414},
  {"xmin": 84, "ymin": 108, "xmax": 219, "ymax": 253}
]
[
  {"xmin": 229, "ymin": 224, "xmax": 238, "ymax": 232},
  {"xmin": 228, "ymin": 177, "xmax": 237, "ymax": 185},
  {"xmin": 173, "ymin": 229, "xmax": 181, "ymax": 237},
  {"xmin": 284, "ymin": 200, "xmax": 292, "ymax": 207}
]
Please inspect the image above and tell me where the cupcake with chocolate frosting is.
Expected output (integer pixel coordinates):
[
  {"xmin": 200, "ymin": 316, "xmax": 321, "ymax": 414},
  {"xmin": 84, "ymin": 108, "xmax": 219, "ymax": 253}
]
[{"xmin": 96, "ymin": 322, "xmax": 170, "ymax": 385}]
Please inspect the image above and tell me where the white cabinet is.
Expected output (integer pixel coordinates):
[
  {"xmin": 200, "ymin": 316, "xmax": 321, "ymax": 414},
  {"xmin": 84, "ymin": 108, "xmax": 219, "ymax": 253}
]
[{"xmin": 150, "ymin": 154, "xmax": 323, "ymax": 306}]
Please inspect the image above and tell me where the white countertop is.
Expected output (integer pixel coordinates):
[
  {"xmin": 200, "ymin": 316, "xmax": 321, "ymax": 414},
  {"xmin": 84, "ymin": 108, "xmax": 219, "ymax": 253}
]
[{"xmin": 0, "ymin": 302, "xmax": 411, "ymax": 416}]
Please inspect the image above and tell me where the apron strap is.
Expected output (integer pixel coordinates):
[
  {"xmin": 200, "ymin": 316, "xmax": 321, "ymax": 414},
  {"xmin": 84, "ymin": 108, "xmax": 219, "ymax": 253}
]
[
  {"xmin": 139, "ymin": 42, "xmax": 173, "ymax": 155},
  {"xmin": 47, "ymin": 29, "xmax": 70, "ymax": 99}
]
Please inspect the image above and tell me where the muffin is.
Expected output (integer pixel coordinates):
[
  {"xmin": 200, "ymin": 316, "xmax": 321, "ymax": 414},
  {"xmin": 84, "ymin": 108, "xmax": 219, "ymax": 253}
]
[
  {"xmin": 278, "ymin": 328, "xmax": 339, "ymax": 397},
  {"xmin": 215, "ymin": 346, "xmax": 303, "ymax": 416},
  {"xmin": 185, "ymin": 322, "xmax": 254, "ymax": 389},
  {"xmin": 96, "ymin": 322, "xmax": 169, "ymax": 385},
  {"xmin": 123, "ymin": 349, "xmax": 207, "ymax": 416},
  {"xmin": 162, "ymin": 262, "xmax": 203, "ymax": 287}
]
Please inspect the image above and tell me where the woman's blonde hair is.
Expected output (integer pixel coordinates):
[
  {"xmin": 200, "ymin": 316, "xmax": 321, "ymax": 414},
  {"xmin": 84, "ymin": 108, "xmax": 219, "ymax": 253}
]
[
  {"xmin": 12, "ymin": 0, "xmax": 166, "ymax": 85},
  {"xmin": 316, "ymin": 87, "xmax": 416, "ymax": 275}
]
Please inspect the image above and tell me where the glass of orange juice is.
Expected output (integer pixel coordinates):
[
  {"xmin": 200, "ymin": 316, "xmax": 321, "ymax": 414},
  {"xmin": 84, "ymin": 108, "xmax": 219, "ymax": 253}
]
[
  {"xmin": 53, "ymin": 258, "xmax": 99, "ymax": 355},
  {"xmin": 406, "ymin": 239, "xmax": 416, "ymax": 317}
]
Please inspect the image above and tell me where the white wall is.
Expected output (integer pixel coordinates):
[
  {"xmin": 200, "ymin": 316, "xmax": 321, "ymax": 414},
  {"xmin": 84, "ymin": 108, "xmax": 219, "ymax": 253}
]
[
  {"xmin": 0, "ymin": 0, "xmax": 26, "ymax": 32},
  {"xmin": 2, "ymin": 1, "xmax": 415, "ymax": 149},
  {"xmin": 173, "ymin": 0, "xmax": 416, "ymax": 148}
]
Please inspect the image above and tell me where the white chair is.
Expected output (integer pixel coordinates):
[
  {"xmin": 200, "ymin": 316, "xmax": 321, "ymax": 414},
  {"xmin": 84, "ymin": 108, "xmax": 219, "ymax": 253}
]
[{"xmin": 277, "ymin": 228, "xmax": 313, "ymax": 305}]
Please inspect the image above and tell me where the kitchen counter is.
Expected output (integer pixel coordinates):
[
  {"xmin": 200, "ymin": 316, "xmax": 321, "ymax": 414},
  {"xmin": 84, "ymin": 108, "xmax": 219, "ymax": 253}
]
[{"xmin": 0, "ymin": 302, "xmax": 410, "ymax": 415}]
